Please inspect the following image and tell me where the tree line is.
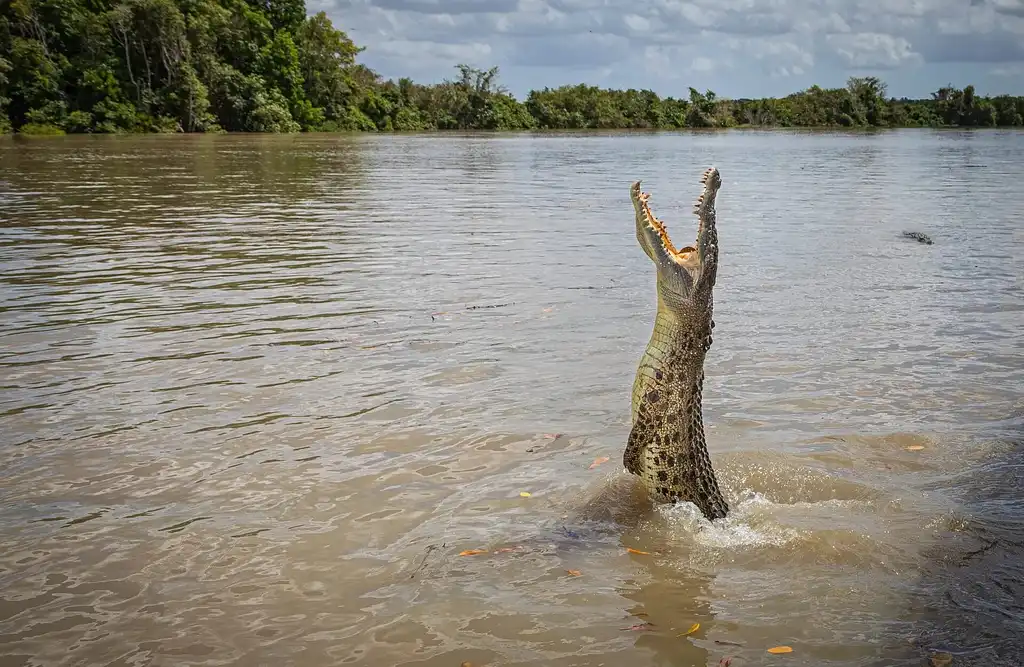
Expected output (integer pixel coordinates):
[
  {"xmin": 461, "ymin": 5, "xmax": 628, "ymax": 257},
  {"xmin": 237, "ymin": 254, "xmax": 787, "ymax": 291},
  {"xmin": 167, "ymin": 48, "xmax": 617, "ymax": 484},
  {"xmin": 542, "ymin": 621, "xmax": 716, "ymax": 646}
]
[{"xmin": 2, "ymin": 0, "xmax": 1022, "ymax": 135}]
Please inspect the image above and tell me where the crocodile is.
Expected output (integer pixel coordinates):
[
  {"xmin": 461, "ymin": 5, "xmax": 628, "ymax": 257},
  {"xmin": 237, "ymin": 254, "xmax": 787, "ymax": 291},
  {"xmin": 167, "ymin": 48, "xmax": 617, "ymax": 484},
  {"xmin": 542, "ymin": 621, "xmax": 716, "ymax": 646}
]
[
  {"xmin": 624, "ymin": 168, "xmax": 730, "ymax": 522},
  {"xmin": 902, "ymin": 231, "xmax": 933, "ymax": 245}
]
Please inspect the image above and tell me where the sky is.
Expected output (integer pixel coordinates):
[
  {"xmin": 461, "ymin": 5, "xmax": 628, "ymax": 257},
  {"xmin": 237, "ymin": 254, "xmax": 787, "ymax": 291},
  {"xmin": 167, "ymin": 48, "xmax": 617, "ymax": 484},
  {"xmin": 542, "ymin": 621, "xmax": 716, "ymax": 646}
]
[{"xmin": 308, "ymin": 0, "xmax": 1024, "ymax": 100}]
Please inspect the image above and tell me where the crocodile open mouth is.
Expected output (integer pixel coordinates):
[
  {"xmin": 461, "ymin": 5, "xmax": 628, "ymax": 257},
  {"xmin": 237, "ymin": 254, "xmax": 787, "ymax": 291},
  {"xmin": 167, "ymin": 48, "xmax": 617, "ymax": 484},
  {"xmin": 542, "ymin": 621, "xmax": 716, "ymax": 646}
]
[
  {"xmin": 635, "ymin": 167, "xmax": 718, "ymax": 268},
  {"xmin": 636, "ymin": 189, "xmax": 698, "ymax": 264}
]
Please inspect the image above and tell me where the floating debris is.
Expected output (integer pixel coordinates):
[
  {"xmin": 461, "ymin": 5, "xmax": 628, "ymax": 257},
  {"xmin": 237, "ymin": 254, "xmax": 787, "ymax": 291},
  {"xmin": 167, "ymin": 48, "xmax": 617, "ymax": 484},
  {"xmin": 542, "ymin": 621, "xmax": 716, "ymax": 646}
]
[
  {"xmin": 678, "ymin": 622, "xmax": 700, "ymax": 637},
  {"xmin": 493, "ymin": 546, "xmax": 522, "ymax": 554},
  {"xmin": 589, "ymin": 456, "xmax": 610, "ymax": 469},
  {"xmin": 466, "ymin": 302, "xmax": 515, "ymax": 310}
]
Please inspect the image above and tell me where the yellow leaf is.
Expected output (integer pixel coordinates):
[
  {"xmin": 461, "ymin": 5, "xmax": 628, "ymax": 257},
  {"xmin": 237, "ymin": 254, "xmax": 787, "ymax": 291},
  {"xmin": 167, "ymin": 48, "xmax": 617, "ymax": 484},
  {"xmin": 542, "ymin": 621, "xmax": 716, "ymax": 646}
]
[
  {"xmin": 626, "ymin": 547, "xmax": 651, "ymax": 555},
  {"xmin": 589, "ymin": 456, "xmax": 610, "ymax": 469},
  {"xmin": 458, "ymin": 549, "xmax": 487, "ymax": 556},
  {"xmin": 566, "ymin": 569, "xmax": 582, "ymax": 576},
  {"xmin": 677, "ymin": 622, "xmax": 700, "ymax": 637},
  {"xmin": 905, "ymin": 445, "xmax": 925, "ymax": 451},
  {"xmin": 767, "ymin": 646, "xmax": 793, "ymax": 654},
  {"xmin": 520, "ymin": 491, "xmax": 532, "ymax": 497}
]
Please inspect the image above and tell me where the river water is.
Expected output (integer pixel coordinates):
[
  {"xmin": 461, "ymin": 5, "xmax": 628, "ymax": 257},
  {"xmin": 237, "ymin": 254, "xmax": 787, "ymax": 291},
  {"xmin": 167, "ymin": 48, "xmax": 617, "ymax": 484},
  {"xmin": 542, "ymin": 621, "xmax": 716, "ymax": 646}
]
[{"xmin": 0, "ymin": 130, "xmax": 1021, "ymax": 667}]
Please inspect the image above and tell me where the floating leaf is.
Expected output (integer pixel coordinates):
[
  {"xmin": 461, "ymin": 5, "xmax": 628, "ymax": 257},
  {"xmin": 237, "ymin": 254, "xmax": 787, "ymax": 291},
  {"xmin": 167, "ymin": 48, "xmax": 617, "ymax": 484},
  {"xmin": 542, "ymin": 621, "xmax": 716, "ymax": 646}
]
[
  {"xmin": 929, "ymin": 653, "xmax": 952, "ymax": 667},
  {"xmin": 519, "ymin": 491, "xmax": 532, "ymax": 498},
  {"xmin": 566, "ymin": 569, "xmax": 582, "ymax": 576},
  {"xmin": 458, "ymin": 549, "xmax": 487, "ymax": 556},
  {"xmin": 718, "ymin": 658, "xmax": 733, "ymax": 667},
  {"xmin": 626, "ymin": 547, "xmax": 651, "ymax": 555},
  {"xmin": 542, "ymin": 307, "xmax": 553, "ymax": 313},
  {"xmin": 905, "ymin": 445, "xmax": 925, "ymax": 451},
  {"xmin": 767, "ymin": 646, "xmax": 793, "ymax": 654},
  {"xmin": 589, "ymin": 456, "xmax": 610, "ymax": 469},
  {"xmin": 678, "ymin": 622, "xmax": 700, "ymax": 637}
]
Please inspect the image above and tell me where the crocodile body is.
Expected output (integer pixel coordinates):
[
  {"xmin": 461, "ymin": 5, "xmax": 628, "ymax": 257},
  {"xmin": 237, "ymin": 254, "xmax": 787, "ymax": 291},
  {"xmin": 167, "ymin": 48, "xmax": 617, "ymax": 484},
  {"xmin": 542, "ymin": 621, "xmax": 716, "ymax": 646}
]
[
  {"xmin": 623, "ymin": 168, "xmax": 730, "ymax": 522},
  {"xmin": 902, "ymin": 231, "xmax": 933, "ymax": 245}
]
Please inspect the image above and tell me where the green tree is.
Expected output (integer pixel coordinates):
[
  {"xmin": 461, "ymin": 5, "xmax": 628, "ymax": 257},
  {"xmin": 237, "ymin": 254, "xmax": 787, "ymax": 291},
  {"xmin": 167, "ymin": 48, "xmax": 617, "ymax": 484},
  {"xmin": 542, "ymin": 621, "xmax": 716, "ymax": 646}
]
[{"xmin": 847, "ymin": 76, "xmax": 888, "ymax": 126}]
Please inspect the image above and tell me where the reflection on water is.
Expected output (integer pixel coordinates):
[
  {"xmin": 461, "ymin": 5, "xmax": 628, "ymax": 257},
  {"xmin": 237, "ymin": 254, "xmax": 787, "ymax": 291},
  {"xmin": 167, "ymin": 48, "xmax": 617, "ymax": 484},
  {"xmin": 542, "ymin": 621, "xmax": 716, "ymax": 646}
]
[{"xmin": 1, "ymin": 130, "xmax": 1022, "ymax": 667}]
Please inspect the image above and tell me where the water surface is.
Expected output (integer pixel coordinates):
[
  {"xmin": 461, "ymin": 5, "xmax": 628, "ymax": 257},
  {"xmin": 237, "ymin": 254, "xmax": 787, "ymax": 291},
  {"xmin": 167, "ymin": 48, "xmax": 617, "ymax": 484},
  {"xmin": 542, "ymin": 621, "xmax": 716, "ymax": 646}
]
[{"xmin": 1, "ymin": 130, "xmax": 1022, "ymax": 667}]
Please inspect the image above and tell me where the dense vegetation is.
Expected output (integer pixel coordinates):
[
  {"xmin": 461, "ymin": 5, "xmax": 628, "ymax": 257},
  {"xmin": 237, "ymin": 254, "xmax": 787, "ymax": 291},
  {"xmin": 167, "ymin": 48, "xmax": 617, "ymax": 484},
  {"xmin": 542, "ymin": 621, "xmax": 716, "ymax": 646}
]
[{"xmin": 2, "ymin": 0, "xmax": 1023, "ymax": 135}]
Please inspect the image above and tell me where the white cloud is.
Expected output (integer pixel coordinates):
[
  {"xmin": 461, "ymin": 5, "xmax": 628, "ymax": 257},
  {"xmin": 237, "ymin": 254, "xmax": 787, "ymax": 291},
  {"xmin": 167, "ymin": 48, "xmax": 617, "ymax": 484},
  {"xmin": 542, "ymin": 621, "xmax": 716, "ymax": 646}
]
[
  {"xmin": 826, "ymin": 33, "xmax": 924, "ymax": 69},
  {"xmin": 374, "ymin": 40, "xmax": 493, "ymax": 64},
  {"xmin": 622, "ymin": 13, "xmax": 652, "ymax": 32},
  {"xmin": 690, "ymin": 56, "xmax": 715, "ymax": 72},
  {"xmin": 992, "ymin": 63, "xmax": 1024, "ymax": 76}
]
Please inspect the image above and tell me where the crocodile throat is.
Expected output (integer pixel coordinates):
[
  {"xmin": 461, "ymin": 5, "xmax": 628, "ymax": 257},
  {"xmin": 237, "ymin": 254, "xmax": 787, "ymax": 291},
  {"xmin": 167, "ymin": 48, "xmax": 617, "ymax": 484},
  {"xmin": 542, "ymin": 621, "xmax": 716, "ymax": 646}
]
[{"xmin": 624, "ymin": 168, "xmax": 730, "ymax": 522}]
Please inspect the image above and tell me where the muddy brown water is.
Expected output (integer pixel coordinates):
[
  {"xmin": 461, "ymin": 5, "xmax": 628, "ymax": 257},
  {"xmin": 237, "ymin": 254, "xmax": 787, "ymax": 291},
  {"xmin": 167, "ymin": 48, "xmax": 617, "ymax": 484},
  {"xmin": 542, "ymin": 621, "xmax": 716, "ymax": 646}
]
[{"xmin": 1, "ymin": 130, "xmax": 1022, "ymax": 667}]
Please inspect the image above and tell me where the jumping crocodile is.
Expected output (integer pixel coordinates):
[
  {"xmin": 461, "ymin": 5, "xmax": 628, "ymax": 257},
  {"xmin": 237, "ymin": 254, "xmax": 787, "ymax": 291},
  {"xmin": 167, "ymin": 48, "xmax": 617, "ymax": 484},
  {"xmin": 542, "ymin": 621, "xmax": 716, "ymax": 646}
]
[{"xmin": 624, "ymin": 168, "xmax": 730, "ymax": 522}]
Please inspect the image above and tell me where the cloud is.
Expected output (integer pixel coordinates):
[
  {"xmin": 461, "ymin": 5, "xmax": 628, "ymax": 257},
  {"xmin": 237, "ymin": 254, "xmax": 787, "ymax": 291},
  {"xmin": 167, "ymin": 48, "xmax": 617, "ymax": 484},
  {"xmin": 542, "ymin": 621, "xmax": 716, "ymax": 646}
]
[
  {"xmin": 509, "ymin": 33, "xmax": 631, "ymax": 68},
  {"xmin": 725, "ymin": 35, "xmax": 816, "ymax": 76},
  {"xmin": 373, "ymin": 39, "xmax": 493, "ymax": 65},
  {"xmin": 992, "ymin": 63, "xmax": 1024, "ymax": 76},
  {"xmin": 690, "ymin": 56, "xmax": 715, "ymax": 72},
  {"xmin": 314, "ymin": 0, "xmax": 1024, "ymax": 97},
  {"xmin": 825, "ymin": 33, "xmax": 923, "ymax": 69}
]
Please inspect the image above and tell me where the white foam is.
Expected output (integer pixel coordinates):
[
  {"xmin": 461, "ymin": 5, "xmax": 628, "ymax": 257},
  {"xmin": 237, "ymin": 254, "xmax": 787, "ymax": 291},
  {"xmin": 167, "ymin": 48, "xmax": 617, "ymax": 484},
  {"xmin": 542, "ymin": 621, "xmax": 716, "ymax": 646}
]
[{"xmin": 658, "ymin": 491, "xmax": 802, "ymax": 549}]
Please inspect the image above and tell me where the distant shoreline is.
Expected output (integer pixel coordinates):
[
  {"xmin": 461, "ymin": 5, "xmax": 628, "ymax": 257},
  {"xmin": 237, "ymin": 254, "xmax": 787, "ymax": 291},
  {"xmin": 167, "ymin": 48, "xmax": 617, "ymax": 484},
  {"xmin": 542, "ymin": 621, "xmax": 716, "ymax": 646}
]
[{"xmin": 7, "ymin": 125, "xmax": 1023, "ymax": 139}]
